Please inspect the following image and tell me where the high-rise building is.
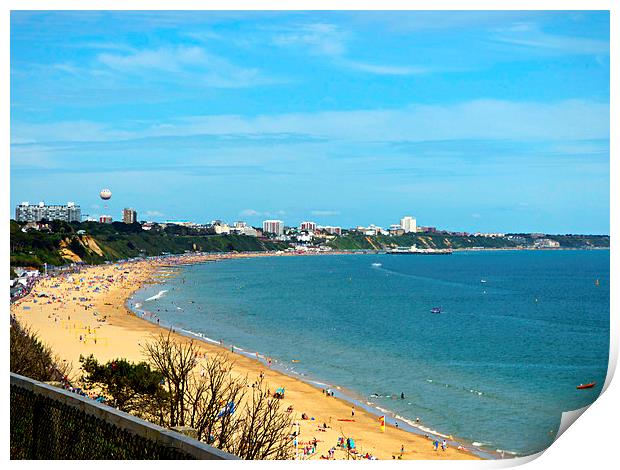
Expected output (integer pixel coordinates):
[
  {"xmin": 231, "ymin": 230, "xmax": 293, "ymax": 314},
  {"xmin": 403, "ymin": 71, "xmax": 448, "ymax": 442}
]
[
  {"xmin": 322, "ymin": 226, "xmax": 342, "ymax": 235},
  {"xmin": 262, "ymin": 219, "xmax": 284, "ymax": 236},
  {"xmin": 122, "ymin": 208, "xmax": 137, "ymax": 224},
  {"xmin": 99, "ymin": 215, "xmax": 113, "ymax": 224},
  {"xmin": 300, "ymin": 221, "xmax": 317, "ymax": 231},
  {"xmin": 15, "ymin": 201, "xmax": 81, "ymax": 223},
  {"xmin": 400, "ymin": 216, "xmax": 417, "ymax": 233}
]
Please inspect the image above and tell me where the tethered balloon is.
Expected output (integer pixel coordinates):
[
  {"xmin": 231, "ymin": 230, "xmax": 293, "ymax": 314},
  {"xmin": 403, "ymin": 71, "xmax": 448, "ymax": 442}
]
[{"xmin": 99, "ymin": 189, "xmax": 112, "ymax": 222}]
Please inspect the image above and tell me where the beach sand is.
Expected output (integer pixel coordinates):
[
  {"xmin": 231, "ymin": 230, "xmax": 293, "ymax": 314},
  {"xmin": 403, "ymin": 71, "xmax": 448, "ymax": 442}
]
[{"xmin": 11, "ymin": 254, "xmax": 480, "ymax": 460}]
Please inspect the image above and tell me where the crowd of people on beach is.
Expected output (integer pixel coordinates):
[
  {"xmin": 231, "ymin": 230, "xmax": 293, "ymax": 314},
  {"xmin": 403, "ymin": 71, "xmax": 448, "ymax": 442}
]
[{"xmin": 11, "ymin": 254, "xmax": 479, "ymax": 461}]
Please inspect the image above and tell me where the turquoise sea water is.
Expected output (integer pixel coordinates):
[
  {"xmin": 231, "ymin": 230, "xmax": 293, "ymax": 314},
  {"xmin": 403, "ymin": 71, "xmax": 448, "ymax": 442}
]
[{"xmin": 129, "ymin": 250, "xmax": 609, "ymax": 456}]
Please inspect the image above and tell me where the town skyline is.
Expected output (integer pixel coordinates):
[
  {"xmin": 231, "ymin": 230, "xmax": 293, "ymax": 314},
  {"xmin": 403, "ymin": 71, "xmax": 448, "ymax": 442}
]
[
  {"xmin": 11, "ymin": 11, "xmax": 610, "ymax": 234},
  {"xmin": 11, "ymin": 199, "xmax": 610, "ymax": 236}
]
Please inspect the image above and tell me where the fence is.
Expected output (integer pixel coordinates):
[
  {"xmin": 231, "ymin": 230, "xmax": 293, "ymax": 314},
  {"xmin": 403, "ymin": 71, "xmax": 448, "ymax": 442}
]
[{"xmin": 10, "ymin": 373, "xmax": 237, "ymax": 460}]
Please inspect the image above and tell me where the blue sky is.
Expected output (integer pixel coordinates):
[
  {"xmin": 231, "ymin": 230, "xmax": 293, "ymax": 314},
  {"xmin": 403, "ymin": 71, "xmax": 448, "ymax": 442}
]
[{"xmin": 10, "ymin": 11, "xmax": 610, "ymax": 233}]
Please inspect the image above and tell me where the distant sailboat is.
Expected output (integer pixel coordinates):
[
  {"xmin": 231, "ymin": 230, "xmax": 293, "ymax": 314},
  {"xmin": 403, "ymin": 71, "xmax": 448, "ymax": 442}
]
[{"xmin": 595, "ymin": 279, "xmax": 600, "ymax": 286}]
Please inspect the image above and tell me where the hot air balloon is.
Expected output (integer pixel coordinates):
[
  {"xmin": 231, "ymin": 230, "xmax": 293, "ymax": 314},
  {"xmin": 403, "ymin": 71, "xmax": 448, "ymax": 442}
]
[{"xmin": 100, "ymin": 189, "xmax": 112, "ymax": 200}]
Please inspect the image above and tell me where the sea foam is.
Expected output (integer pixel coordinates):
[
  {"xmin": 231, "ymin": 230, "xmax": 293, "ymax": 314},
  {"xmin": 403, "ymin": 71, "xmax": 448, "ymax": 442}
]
[{"xmin": 145, "ymin": 290, "xmax": 168, "ymax": 301}]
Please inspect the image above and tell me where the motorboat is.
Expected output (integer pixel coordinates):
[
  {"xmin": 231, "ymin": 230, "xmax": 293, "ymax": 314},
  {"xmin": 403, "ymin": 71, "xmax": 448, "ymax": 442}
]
[{"xmin": 576, "ymin": 382, "xmax": 596, "ymax": 390}]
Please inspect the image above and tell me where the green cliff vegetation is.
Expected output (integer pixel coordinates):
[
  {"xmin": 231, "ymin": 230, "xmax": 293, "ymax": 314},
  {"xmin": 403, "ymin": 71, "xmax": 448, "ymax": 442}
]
[
  {"xmin": 10, "ymin": 220, "xmax": 288, "ymax": 269},
  {"xmin": 327, "ymin": 232, "xmax": 610, "ymax": 251},
  {"xmin": 10, "ymin": 219, "xmax": 609, "ymax": 270}
]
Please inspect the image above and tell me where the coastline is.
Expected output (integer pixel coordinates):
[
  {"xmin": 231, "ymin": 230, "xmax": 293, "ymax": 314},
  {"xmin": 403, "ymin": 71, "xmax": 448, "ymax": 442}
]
[{"xmin": 12, "ymin": 252, "xmax": 483, "ymax": 460}]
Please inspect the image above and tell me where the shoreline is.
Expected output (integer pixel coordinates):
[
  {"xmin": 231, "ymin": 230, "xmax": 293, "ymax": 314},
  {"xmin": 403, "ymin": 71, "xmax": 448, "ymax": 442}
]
[
  {"xmin": 12, "ymin": 251, "xmax": 488, "ymax": 460},
  {"xmin": 127, "ymin": 255, "xmax": 500, "ymax": 459}
]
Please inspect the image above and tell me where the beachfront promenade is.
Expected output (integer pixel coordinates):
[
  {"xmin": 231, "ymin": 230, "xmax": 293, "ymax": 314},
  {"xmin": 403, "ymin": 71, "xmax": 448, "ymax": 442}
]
[{"xmin": 10, "ymin": 372, "xmax": 236, "ymax": 459}]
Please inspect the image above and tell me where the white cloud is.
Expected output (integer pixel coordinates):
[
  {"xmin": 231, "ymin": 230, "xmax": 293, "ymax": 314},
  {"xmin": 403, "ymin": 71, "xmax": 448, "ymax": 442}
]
[
  {"xmin": 11, "ymin": 120, "xmax": 134, "ymax": 144},
  {"xmin": 151, "ymin": 99, "xmax": 609, "ymax": 142},
  {"xmin": 339, "ymin": 60, "xmax": 431, "ymax": 76},
  {"xmin": 12, "ymin": 99, "xmax": 609, "ymax": 146},
  {"xmin": 145, "ymin": 210, "xmax": 164, "ymax": 217},
  {"xmin": 95, "ymin": 46, "xmax": 275, "ymax": 88},
  {"xmin": 98, "ymin": 46, "xmax": 204, "ymax": 72},
  {"xmin": 311, "ymin": 210, "xmax": 341, "ymax": 216},
  {"xmin": 239, "ymin": 209, "xmax": 286, "ymax": 218},
  {"xmin": 239, "ymin": 209, "xmax": 261, "ymax": 217},
  {"xmin": 493, "ymin": 30, "xmax": 609, "ymax": 55},
  {"xmin": 272, "ymin": 23, "xmax": 348, "ymax": 56},
  {"xmin": 272, "ymin": 23, "xmax": 429, "ymax": 76}
]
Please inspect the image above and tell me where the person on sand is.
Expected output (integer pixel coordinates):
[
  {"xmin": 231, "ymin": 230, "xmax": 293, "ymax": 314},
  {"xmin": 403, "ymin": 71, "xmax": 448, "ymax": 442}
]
[
  {"xmin": 433, "ymin": 440, "xmax": 439, "ymax": 451},
  {"xmin": 401, "ymin": 444, "xmax": 405, "ymax": 454},
  {"xmin": 351, "ymin": 407, "xmax": 355, "ymax": 417},
  {"xmin": 442, "ymin": 439, "xmax": 447, "ymax": 451}
]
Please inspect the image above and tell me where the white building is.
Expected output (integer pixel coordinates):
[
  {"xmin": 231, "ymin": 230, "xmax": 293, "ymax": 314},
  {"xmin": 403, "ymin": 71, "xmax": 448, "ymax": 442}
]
[
  {"xmin": 230, "ymin": 221, "xmax": 257, "ymax": 237},
  {"xmin": 122, "ymin": 208, "xmax": 137, "ymax": 224},
  {"xmin": 389, "ymin": 224, "xmax": 405, "ymax": 236},
  {"xmin": 212, "ymin": 221, "xmax": 231, "ymax": 235},
  {"xmin": 321, "ymin": 226, "xmax": 341, "ymax": 235},
  {"xmin": 300, "ymin": 221, "xmax": 317, "ymax": 231},
  {"xmin": 240, "ymin": 226, "xmax": 258, "ymax": 237},
  {"xmin": 15, "ymin": 201, "xmax": 81, "ymax": 223},
  {"xmin": 296, "ymin": 232, "xmax": 313, "ymax": 242},
  {"xmin": 364, "ymin": 225, "xmax": 386, "ymax": 236},
  {"xmin": 400, "ymin": 216, "xmax": 417, "ymax": 233},
  {"xmin": 534, "ymin": 238, "xmax": 561, "ymax": 248},
  {"xmin": 263, "ymin": 220, "xmax": 284, "ymax": 236}
]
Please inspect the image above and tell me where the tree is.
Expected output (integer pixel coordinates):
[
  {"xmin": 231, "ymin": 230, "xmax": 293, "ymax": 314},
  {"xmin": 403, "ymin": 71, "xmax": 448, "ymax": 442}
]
[
  {"xmin": 142, "ymin": 333, "xmax": 295, "ymax": 459},
  {"xmin": 79, "ymin": 355, "xmax": 164, "ymax": 414},
  {"xmin": 10, "ymin": 319, "xmax": 71, "ymax": 382},
  {"xmin": 141, "ymin": 330, "xmax": 197, "ymax": 426},
  {"xmin": 185, "ymin": 353, "xmax": 247, "ymax": 447},
  {"xmin": 226, "ymin": 378, "xmax": 294, "ymax": 460}
]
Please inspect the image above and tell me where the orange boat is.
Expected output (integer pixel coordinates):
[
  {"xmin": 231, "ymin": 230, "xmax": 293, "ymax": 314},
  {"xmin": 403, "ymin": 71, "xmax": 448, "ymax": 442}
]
[{"xmin": 577, "ymin": 382, "xmax": 596, "ymax": 390}]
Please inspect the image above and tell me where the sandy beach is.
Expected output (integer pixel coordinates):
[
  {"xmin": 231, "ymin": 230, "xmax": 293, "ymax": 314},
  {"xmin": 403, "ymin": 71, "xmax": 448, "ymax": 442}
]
[{"xmin": 11, "ymin": 253, "xmax": 481, "ymax": 460}]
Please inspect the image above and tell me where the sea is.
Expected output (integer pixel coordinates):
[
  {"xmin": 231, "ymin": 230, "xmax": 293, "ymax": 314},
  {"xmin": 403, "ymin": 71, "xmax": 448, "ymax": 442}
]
[{"xmin": 128, "ymin": 250, "xmax": 610, "ymax": 457}]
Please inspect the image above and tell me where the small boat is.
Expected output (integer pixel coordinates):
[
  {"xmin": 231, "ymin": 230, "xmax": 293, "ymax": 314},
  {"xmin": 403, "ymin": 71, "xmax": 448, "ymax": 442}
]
[
  {"xmin": 576, "ymin": 382, "xmax": 596, "ymax": 390},
  {"xmin": 480, "ymin": 279, "xmax": 487, "ymax": 283},
  {"xmin": 431, "ymin": 307, "xmax": 442, "ymax": 314}
]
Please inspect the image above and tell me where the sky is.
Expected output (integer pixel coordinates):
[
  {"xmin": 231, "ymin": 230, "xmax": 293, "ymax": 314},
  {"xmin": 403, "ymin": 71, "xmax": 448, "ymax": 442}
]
[{"xmin": 10, "ymin": 11, "xmax": 610, "ymax": 234}]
